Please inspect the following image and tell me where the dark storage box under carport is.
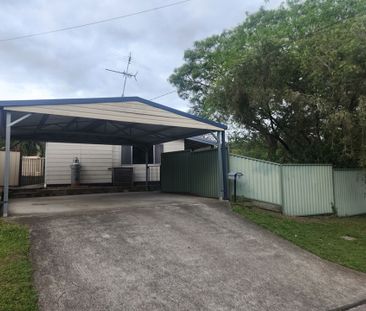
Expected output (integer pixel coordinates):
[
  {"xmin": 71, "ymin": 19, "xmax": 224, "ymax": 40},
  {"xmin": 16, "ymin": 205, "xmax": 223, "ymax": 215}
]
[{"xmin": 112, "ymin": 167, "xmax": 133, "ymax": 189}]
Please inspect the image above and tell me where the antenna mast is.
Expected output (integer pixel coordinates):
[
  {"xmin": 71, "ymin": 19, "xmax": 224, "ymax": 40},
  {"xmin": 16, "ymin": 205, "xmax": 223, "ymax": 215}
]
[
  {"xmin": 122, "ymin": 53, "xmax": 131, "ymax": 97},
  {"xmin": 105, "ymin": 52, "xmax": 138, "ymax": 97}
]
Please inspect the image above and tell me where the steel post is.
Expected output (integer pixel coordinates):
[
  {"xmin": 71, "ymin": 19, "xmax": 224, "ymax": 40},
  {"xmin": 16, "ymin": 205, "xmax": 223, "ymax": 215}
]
[
  {"xmin": 221, "ymin": 131, "xmax": 228, "ymax": 200},
  {"xmin": 145, "ymin": 148, "xmax": 149, "ymax": 191},
  {"xmin": 2, "ymin": 112, "xmax": 11, "ymax": 217},
  {"xmin": 217, "ymin": 131, "xmax": 224, "ymax": 200}
]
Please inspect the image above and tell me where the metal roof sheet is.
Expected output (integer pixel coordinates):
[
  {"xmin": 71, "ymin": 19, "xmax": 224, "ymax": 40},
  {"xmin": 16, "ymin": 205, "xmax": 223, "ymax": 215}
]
[
  {"xmin": 0, "ymin": 97, "xmax": 226, "ymax": 146},
  {"xmin": 0, "ymin": 96, "xmax": 226, "ymax": 130}
]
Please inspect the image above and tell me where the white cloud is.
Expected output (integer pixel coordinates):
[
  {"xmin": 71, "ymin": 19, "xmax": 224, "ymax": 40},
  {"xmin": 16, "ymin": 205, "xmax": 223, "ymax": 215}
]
[{"xmin": 0, "ymin": 0, "xmax": 283, "ymax": 111}]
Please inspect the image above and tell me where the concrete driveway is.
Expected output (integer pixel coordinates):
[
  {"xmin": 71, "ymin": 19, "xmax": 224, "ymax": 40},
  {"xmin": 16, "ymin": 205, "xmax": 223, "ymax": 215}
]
[{"xmin": 12, "ymin": 192, "xmax": 366, "ymax": 311}]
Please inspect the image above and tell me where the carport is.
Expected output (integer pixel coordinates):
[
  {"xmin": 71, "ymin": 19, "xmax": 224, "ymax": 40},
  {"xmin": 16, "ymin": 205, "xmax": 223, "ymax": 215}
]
[{"xmin": 0, "ymin": 96, "xmax": 227, "ymax": 217}]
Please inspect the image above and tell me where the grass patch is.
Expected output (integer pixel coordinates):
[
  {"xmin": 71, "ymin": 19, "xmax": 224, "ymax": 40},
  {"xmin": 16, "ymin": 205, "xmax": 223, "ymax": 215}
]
[
  {"xmin": 232, "ymin": 203, "xmax": 366, "ymax": 273},
  {"xmin": 0, "ymin": 220, "xmax": 37, "ymax": 311}
]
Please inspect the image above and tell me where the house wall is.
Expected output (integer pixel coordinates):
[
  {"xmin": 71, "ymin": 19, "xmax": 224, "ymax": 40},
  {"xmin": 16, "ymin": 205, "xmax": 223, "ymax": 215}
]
[
  {"xmin": 45, "ymin": 142, "xmax": 114, "ymax": 185},
  {"xmin": 112, "ymin": 145, "xmax": 122, "ymax": 167},
  {"xmin": 120, "ymin": 164, "xmax": 160, "ymax": 182},
  {"xmin": 162, "ymin": 140, "xmax": 185, "ymax": 153},
  {"xmin": 45, "ymin": 140, "xmax": 184, "ymax": 185},
  {"xmin": 120, "ymin": 140, "xmax": 184, "ymax": 182}
]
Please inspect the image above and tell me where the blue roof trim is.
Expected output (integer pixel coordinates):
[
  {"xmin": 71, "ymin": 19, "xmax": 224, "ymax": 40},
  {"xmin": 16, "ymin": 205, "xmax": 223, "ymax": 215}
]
[{"xmin": 0, "ymin": 96, "xmax": 227, "ymax": 130}]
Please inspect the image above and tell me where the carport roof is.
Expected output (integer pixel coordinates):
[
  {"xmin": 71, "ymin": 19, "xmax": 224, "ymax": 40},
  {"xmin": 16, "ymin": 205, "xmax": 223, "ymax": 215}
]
[{"xmin": 0, "ymin": 96, "xmax": 226, "ymax": 146}]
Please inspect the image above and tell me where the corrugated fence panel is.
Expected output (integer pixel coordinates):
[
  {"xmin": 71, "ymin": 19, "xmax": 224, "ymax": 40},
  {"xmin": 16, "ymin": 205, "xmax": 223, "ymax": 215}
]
[
  {"xmin": 282, "ymin": 165, "xmax": 334, "ymax": 216},
  {"xmin": 229, "ymin": 155, "xmax": 282, "ymax": 205},
  {"xmin": 161, "ymin": 151, "xmax": 190, "ymax": 193},
  {"xmin": 334, "ymin": 170, "xmax": 366, "ymax": 216},
  {"xmin": 161, "ymin": 149, "xmax": 218, "ymax": 198},
  {"xmin": 163, "ymin": 151, "xmax": 364, "ymax": 216},
  {"xmin": 190, "ymin": 150, "xmax": 218, "ymax": 198}
]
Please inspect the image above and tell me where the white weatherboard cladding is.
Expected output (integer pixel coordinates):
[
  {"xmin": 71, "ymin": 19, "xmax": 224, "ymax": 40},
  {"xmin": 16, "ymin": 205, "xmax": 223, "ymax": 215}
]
[
  {"xmin": 121, "ymin": 164, "xmax": 160, "ymax": 182},
  {"xmin": 45, "ymin": 140, "xmax": 185, "ymax": 185},
  {"xmin": 112, "ymin": 145, "xmax": 122, "ymax": 167},
  {"xmin": 5, "ymin": 101, "xmax": 222, "ymax": 131},
  {"xmin": 163, "ymin": 140, "xmax": 185, "ymax": 153},
  {"xmin": 334, "ymin": 170, "xmax": 366, "ymax": 216},
  {"xmin": 45, "ymin": 143, "xmax": 114, "ymax": 185}
]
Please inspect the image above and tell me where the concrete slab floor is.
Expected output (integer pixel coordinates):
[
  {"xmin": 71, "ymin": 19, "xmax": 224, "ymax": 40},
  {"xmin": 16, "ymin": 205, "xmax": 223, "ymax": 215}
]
[{"xmin": 10, "ymin": 192, "xmax": 366, "ymax": 311}]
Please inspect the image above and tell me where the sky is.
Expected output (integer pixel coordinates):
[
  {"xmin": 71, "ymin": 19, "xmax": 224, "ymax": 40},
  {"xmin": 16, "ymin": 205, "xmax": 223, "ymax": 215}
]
[{"xmin": 0, "ymin": 0, "xmax": 283, "ymax": 111}]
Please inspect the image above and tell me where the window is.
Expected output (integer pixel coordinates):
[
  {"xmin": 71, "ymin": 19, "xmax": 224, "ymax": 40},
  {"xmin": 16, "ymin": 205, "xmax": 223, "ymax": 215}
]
[
  {"xmin": 121, "ymin": 145, "xmax": 161, "ymax": 164},
  {"xmin": 121, "ymin": 145, "xmax": 132, "ymax": 164},
  {"xmin": 133, "ymin": 146, "xmax": 153, "ymax": 164},
  {"xmin": 154, "ymin": 144, "xmax": 163, "ymax": 164}
]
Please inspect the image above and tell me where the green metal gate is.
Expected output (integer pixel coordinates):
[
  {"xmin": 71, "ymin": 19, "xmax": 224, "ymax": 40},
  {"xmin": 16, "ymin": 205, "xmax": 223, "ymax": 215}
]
[{"xmin": 161, "ymin": 149, "xmax": 219, "ymax": 198}]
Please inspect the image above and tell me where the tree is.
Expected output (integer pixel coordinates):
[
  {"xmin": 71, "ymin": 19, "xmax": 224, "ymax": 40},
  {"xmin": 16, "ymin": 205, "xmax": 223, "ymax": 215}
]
[
  {"xmin": 170, "ymin": 0, "xmax": 366, "ymax": 167},
  {"xmin": 0, "ymin": 140, "xmax": 45, "ymax": 156}
]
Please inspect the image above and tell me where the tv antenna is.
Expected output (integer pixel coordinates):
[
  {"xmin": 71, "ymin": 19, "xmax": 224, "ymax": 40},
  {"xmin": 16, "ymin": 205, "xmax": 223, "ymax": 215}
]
[{"xmin": 105, "ymin": 52, "xmax": 138, "ymax": 97}]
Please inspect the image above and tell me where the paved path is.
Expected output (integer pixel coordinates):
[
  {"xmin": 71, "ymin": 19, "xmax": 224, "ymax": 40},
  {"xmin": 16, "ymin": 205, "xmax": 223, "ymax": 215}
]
[{"xmin": 13, "ymin": 193, "xmax": 366, "ymax": 310}]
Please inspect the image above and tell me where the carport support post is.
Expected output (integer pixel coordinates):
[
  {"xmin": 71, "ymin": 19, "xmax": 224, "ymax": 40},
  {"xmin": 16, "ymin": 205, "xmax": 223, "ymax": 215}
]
[
  {"xmin": 2, "ymin": 112, "xmax": 11, "ymax": 217},
  {"xmin": 145, "ymin": 147, "xmax": 149, "ymax": 191},
  {"xmin": 221, "ymin": 131, "xmax": 228, "ymax": 200},
  {"xmin": 217, "ymin": 131, "xmax": 224, "ymax": 200}
]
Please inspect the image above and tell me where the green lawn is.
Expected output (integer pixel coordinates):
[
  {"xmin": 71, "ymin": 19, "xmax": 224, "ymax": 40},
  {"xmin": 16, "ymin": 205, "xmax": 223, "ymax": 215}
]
[
  {"xmin": 232, "ymin": 203, "xmax": 366, "ymax": 273},
  {"xmin": 0, "ymin": 220, "xmax": 37, "ymax": 311}
]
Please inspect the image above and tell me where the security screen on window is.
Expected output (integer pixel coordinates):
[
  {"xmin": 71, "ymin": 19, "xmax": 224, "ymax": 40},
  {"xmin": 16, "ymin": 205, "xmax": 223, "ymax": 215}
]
[{"xmin": 121, "ymin": 145, "xmax": 162, "ymax": 164}]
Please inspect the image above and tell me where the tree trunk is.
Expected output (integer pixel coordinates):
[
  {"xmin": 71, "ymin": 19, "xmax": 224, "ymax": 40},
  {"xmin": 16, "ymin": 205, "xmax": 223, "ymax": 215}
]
[{"xmin": 266, "ymin": 135, "xmax": 278, "ymax": 161}]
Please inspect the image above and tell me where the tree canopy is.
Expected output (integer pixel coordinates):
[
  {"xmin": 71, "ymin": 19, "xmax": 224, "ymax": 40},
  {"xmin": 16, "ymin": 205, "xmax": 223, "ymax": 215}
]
[
  {"xmin": 0, "ymin": 140, "xmax": 44, "ymax": 156},
  {"xmin": 170, "ymin": 0, "xmax": 366, "ymax": 167}
]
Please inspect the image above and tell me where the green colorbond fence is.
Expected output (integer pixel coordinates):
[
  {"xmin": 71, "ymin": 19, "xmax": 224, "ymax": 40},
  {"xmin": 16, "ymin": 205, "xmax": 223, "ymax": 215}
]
[
  {"xmin": 162, "ymin": 150, "xmax": 365, "ymax": 217},
  {"xmin": 229, "ymin": 155, "xmax": 282, "ymax": 205},
  {"xmin": 333, "ymin": 169, "xmax": 366, "ymax": 216},
  {"xmin": 161, "ymin": 150, "xmax": 190, "ymax": 193},
  {"xmin": 229, "ymin": 155, "xmax": 365, "ymax": 217},
  {"xmin": 281, "ymin": 164, "xmax": 334, "ymax": 216},
  {"xmin": 161, "ymin": 149, "xmax": 219, "ymax": 198}
]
